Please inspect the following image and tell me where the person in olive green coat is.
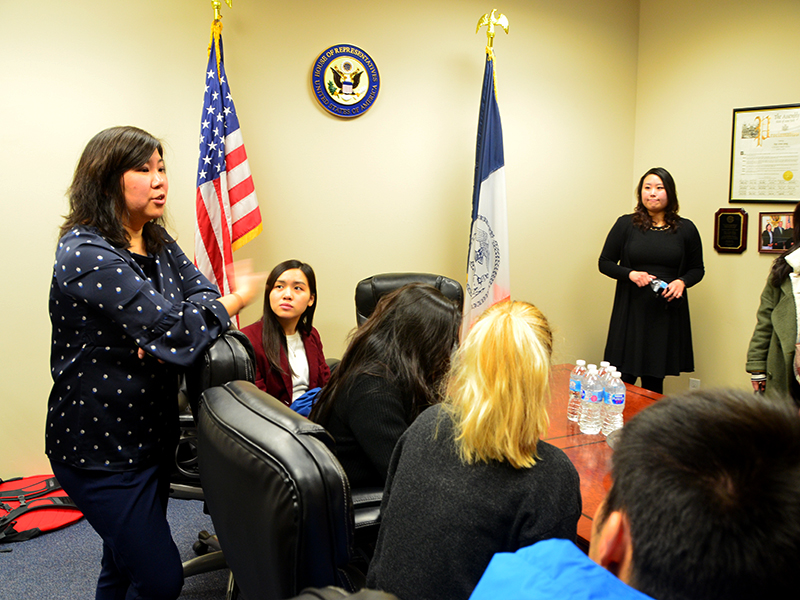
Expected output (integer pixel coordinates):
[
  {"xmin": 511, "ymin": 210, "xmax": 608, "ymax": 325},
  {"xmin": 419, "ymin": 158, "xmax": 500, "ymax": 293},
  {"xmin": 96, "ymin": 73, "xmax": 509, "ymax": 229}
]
[
  {"xmin": 747, "ymin": 271, "xmax": 797, "ymax": 398},
  {"xmin": 747, "ymin": 206, "xmax": 800, "ymax": 406}
]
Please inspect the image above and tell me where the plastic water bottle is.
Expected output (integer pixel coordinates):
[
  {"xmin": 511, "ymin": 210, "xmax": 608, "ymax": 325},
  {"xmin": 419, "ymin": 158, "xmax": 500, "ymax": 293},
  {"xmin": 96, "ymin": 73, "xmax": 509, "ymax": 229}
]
[
  {"xmin": 576, "ymin": 364, "xmax": 597, "ymax": 421},
  {"xmin": 579, "ymin": 367, "xmax": 603, "ymax": 434},
  {"xmin": 597, "ymin": 361, "xmax": 611, "ymax": 405},
  {"xmin": 650, "ymin": 279, "xmax": 668, "ymax": 294},
  {"xmin": 601, "ymin": 372, "xmax": 626, "ymax": 436},
  {"xmin": 567, "ymin": 360, "xmax": 587, "ymax": 422}
]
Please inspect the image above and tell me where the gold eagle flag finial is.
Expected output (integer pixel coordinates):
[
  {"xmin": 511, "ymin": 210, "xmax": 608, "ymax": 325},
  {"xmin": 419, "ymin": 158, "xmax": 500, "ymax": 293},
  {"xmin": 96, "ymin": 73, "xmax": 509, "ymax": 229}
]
[
  {"xmin": 212, "ymin": 0, "xmax": 232, "ymax": 22},
  {"xmin": 476, "ymin": 9, "xmax": 509, "ymax": 49}
]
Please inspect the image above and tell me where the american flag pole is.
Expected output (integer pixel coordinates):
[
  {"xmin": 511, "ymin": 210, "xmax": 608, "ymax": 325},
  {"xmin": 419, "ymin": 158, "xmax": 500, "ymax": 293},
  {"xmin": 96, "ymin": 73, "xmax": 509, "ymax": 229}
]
[{"xmin": 195, "ymin": 21, "xmax": 262, "ymax": 313}]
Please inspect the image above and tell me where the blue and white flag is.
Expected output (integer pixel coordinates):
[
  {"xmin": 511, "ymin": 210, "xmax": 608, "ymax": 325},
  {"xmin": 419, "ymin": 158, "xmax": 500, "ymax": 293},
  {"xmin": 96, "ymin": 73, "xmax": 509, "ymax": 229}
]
[{"xmin": 463, "ymin": 49, "xmax": 510, "ymax": 334}]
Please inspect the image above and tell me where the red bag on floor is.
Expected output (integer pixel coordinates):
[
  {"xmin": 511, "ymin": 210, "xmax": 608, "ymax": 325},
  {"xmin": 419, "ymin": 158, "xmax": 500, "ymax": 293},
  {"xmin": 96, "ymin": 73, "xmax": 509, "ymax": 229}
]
[{"xmin": 0, "ymin": 474, "xmax": 83, "ymax": 543}]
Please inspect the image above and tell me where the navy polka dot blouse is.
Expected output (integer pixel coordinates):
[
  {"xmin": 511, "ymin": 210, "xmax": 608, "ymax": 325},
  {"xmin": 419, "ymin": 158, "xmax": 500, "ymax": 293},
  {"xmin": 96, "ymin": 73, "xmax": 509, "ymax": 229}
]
[{"xmin": 46, "ymin": 227, "xmax": 231, "ymax": 470}]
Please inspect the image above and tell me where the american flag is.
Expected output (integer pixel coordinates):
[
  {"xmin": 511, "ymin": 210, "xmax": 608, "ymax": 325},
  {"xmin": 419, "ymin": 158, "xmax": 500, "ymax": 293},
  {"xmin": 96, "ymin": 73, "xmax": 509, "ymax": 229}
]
[{"xmin": 195, "ymin": 23, "xmax": 262, "ymax": 297}]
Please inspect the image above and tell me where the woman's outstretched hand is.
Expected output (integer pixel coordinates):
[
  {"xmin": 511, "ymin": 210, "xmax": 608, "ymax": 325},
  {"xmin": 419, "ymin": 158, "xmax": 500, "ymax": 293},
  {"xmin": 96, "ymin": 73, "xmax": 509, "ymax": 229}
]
[{"xmin": 220, "ymin": 259, "xmax": 268, "ymax": 317}]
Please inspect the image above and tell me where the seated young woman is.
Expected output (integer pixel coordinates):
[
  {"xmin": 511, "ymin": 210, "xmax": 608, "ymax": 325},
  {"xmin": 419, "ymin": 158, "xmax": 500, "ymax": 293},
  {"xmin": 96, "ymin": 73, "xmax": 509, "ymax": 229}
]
[
  {"xmin": 309, "ymin": 283, "xmax": 462, "ymax": 489},
  {"xmin": 241, "ymin": 260, "xmax": 330, "ymax": 407},
  {"xmin": 366, "ymin": 300, "xmax": 582, "ymax": 600}
]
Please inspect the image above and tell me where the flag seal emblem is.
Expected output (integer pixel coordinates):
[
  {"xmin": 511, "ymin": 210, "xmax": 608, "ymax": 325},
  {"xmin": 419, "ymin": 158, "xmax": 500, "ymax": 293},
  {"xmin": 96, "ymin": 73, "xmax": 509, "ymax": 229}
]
[
  {"xmin": 312, "ymin": 44, "xmax": 380, "ymax": 118},
  {"xmin": 467, "ymin": 215, "xmax": 501, "ymax": 309}
]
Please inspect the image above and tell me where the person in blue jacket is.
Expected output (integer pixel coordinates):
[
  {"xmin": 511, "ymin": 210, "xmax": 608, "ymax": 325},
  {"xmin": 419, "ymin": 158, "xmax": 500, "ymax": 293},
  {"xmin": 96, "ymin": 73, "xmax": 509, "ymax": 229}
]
[
  {"xmin": 47, "ymin": 126, "xmax": 266, "ymax": 600},
  {"xmin": 470, "ymin": 388, "xmax": 800, "ymax": 600}
]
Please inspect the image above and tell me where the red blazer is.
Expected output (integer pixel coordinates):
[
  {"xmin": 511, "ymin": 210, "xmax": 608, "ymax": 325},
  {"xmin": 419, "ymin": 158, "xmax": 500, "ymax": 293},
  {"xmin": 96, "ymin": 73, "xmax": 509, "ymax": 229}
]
[{"xmin": 241, "ymin": 319, "xmax": 331, "ymax": 407}]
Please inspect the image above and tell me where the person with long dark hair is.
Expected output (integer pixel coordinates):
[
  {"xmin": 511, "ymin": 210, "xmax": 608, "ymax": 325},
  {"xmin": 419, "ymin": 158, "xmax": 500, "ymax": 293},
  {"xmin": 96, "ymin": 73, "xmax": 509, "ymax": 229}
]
[
  {"xmin": 309, "ymin": 283, "xmax": 461, "ymax": 488},
  {"xmin": 747, "ymin": 203, "xmax": 800, "ymax": 406},
  {"xmin": 47, "ymin": 126, "xmax": 265, "ymax": 600},
  {"xmin": 241, "ymin": 259, "xmax": 330, "ymax": 407},
  {"xmin": 599, "ymin": 167, "xmax": 704, "ymax": 393}
]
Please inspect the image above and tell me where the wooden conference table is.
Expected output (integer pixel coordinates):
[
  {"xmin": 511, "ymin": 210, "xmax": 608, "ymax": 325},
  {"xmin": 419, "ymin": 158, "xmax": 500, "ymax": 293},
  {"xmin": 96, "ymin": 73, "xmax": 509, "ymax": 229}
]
[{"xmin": 544, "ymin": 364, "xmax": 663, "ymax": 551}]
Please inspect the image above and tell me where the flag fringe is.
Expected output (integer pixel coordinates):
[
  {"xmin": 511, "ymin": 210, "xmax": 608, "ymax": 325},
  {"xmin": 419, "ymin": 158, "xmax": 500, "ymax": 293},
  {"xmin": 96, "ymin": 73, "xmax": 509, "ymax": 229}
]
[
  {"xmin": 208, "ymin": 21, "xmax": 223, "ymax": 80},
  {"xmin": 231, "ymin": 223, "xmax": 262, "ymax": 252},
  {"xmin": 486, "ymin": 46, "xmax": 499, "ymax": 99}
]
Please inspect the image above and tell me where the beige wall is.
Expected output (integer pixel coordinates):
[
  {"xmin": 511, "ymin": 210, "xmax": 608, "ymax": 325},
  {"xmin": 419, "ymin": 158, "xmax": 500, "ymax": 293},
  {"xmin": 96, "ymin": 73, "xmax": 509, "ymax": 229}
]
[
  {"xmin": 2, "ymin": 0, "xmax": 795, "ymax": 478},
  {"xmin": 631, "ymin": 0, "xmax": 800, "ymax": 395}
]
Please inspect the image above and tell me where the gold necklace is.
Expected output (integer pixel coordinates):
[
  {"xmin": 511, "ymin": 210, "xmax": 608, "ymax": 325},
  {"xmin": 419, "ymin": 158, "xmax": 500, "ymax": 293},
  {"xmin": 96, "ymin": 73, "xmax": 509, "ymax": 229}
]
[{"xmin": 651, "ymin": 223, "xmax": 669, "ymax": 231}]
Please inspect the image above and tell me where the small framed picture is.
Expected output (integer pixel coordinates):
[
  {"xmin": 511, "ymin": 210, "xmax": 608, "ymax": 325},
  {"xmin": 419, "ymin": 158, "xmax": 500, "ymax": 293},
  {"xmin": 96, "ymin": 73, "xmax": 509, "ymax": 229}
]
[{"xmin": 758, "ymin": 212, "xmax": 794, "ymax": 254}]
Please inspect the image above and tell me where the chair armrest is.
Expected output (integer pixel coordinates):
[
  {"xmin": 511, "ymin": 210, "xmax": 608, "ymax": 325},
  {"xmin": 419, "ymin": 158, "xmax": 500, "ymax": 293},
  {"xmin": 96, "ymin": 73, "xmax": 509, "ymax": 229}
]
[{"xmin": 352, "ymin": 487, "xmax": 382, "ymax": 531}]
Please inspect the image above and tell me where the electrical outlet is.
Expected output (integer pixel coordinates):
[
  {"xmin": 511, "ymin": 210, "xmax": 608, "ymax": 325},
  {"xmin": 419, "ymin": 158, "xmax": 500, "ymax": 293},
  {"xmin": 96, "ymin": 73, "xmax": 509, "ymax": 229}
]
[{"xmin": 689, "ymin": 378, "xmax": 700, "ymax": 390}]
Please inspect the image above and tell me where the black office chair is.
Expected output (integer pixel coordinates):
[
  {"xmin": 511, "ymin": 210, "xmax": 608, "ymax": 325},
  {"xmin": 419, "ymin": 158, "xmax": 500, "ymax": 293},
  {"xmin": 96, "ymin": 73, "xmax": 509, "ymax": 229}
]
[
  {"xmin": 326, "ymin": 272, "xmax": 464, "ymax": 374},
  {"xmin": 172, "ymin": 329, "xmax": 257, "ymax": 496},
  {"xmin": 327, "ymin": 273, "xmax": 464, "ymax": 553},
  {"xmin": 354, "ymin": 273, "xmax": 464, "ymax": 326},
  {"xmin": 197, "ymin": 381, "xmax": 375, "ymax": 599},
  {"xmin": 170, "ymin": 329, "xmax": 257, "ymax": 578}
]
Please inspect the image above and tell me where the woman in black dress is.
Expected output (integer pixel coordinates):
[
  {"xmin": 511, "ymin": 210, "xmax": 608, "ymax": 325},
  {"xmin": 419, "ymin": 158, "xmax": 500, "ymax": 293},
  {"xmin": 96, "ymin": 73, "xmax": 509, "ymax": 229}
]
[{"xmin": 598, "ymin": 167, "xmax": 704, "ymax": 393}]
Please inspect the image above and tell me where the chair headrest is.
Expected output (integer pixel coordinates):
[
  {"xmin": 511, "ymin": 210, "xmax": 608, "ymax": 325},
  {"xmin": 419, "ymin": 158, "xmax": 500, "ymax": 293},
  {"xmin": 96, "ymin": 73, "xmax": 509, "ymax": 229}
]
[
  {"xmin": 184, "ymin": 329, "xmax": 257, "ymax": 416},
  {"xmin": 202, "ymin": 380, "xmax": 335, "ymax": 450},
  {"xmin": 354, "ymin": 273, "xmax": 464, "ymax": 326}
]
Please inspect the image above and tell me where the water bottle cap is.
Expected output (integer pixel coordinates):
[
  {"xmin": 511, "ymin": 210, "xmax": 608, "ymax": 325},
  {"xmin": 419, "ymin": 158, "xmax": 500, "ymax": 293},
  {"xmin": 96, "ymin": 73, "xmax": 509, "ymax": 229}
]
[
  {"xmin": 612, "ymin": 372, "xmax": 621, "ymax": 378},
  {"xmin": 588, "ymin": 366, "xmax": 598, "ymax": 373},
  {"xmin": 587, "ymin": 364, "xmax": 597, "ymax": 370},
  {"xmin": 576, "ymin": 359, "xmax": 586, "ymax": 365},
  {"xmin": 600, "ymin": 361, "xmax": 610, "ymax": 368}
]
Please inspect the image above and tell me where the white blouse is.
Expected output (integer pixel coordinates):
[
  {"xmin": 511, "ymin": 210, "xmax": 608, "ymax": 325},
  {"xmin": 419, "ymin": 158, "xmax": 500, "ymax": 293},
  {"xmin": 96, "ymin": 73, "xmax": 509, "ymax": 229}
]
[{"xmin": 286, "ymin": 331, "xmax": 310, "ymax": 401}]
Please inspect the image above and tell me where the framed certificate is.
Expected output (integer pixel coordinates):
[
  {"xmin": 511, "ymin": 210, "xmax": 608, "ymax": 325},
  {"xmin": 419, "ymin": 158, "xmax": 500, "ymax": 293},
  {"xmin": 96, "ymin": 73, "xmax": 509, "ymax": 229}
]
[{"xmin": 729, "ymin": 103, "xmax": 800, "ymax": 203}]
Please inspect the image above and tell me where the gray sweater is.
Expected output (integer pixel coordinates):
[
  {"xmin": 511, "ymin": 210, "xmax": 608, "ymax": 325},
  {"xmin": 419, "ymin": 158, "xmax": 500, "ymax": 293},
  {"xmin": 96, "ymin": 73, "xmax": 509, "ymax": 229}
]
[{"xmin": 366, "ymin": 405, "xmax": 582, "ymax": 600}]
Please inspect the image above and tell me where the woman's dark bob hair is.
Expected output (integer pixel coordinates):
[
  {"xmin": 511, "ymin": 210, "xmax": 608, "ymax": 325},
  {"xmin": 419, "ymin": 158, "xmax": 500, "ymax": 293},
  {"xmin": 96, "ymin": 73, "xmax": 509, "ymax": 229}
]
[
  {"xmin": 632, "ymin": 166, "xmax": 681, "ymax": 232},
  {"xmin": 60, "ymin": 126, "xmax": 170, "ymax": 252}
]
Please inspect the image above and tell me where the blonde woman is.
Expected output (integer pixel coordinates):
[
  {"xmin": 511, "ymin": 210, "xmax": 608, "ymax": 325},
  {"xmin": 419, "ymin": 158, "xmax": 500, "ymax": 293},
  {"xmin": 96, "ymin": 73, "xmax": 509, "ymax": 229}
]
[{"xmin": 366, "ymin": 301, "xmax": 581, "ymax": 600}]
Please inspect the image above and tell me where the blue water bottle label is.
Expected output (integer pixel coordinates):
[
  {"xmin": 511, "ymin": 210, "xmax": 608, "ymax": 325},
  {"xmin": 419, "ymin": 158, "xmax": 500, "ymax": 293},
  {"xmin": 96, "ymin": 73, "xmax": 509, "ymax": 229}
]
[
  {"xmin": 611, "ymin": 393, "xmax": 625, "ymax": 406},
  {"xmin": 569, "ymin": 379, "xmax": 580, "ymax": 393}
]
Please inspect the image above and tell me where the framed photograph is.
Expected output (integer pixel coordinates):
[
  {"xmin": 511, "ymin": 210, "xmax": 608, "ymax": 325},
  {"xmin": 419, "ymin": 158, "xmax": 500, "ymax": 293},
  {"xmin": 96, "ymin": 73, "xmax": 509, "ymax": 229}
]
[
  {"xmin": 758, "ymin": 212, "xmax": 794, "ymax": 254},
  {"xmin": 730, "ymin": 103, "xmax": 800, "ymax": 203}
]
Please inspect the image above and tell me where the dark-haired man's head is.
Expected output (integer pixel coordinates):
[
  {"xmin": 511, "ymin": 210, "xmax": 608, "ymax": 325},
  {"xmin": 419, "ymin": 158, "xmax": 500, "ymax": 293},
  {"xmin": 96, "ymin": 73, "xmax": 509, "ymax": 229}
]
[{"xmin": 589, "ymin": 389, "xmax": 800, "ymax": 600}]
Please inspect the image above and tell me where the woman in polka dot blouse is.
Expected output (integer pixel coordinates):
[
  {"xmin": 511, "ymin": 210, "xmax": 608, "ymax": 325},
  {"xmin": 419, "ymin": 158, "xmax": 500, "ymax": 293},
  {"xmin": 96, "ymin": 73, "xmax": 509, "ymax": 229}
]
[{"xmin": 46, "ymin": 126, "xmax": 266, "ymax": 600}]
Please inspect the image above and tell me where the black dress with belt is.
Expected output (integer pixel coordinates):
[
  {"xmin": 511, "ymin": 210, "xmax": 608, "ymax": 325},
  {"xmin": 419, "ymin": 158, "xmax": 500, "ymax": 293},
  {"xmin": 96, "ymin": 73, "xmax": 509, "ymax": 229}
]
[{"xmin": 599, "ymin": 214, "xmax": 704, "ymax": 379}]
